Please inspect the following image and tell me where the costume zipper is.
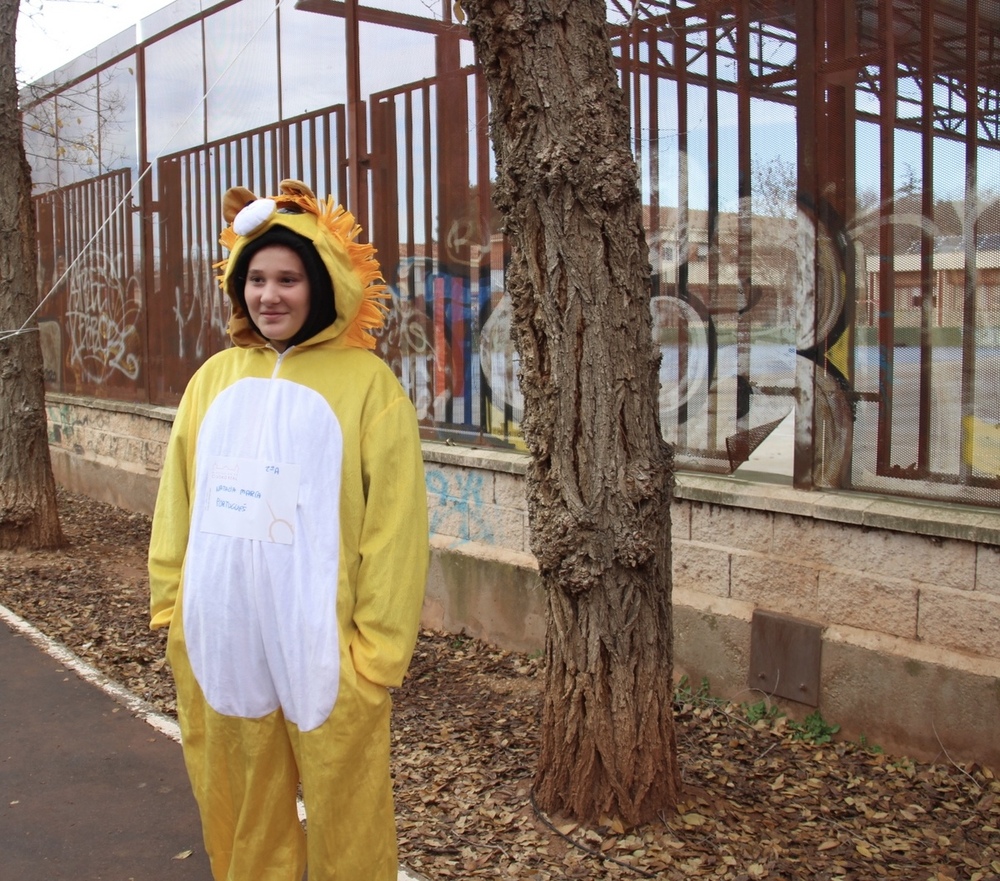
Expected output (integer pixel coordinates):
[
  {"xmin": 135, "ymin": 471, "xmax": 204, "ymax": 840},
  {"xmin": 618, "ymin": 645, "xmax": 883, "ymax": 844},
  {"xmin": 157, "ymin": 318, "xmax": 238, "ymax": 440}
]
[
  {"xmin": 270, "ymin": 346, "xmax": 288, "ymax": 380},
  {"xmin": 250, "ymin": 345, "xmax": 294, "ymax": 591},
  {"xmin": 253, "ymin": 346, "xmax": 292, "ymax": 459}
]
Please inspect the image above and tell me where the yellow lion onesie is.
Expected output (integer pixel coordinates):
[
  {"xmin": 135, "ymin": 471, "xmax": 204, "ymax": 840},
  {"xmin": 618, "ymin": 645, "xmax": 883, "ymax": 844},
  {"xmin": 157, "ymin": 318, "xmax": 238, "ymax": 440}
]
[{"xmin": 149, "ymin": 180, "xmax": 428, "ymax": 880}]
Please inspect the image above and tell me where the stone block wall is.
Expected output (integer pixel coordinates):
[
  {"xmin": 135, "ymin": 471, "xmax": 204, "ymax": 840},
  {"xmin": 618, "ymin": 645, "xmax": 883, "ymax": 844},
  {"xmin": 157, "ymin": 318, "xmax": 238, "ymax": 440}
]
[
  {"xmin": 423, "ymin": 446, "xmax": 531, "ymax": 553},
  {"xmin": 673, "ymin": 499, "xmax": 1000, "ymax": 656},
  {"xmin": 671, "ymin": 477, "xmax": 1000, "ymax": 660},
  {"xmin": 46, "ymin": 395, "xmax": 174, "ymax": 515}
]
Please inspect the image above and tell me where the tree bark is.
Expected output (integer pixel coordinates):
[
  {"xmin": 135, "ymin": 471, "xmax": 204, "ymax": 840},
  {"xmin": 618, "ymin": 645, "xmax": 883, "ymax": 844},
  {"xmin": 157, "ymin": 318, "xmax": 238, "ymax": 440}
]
[
  {"xmin": 0, "ymin": 0, "xmax": 64, "ymax": 550},
  {"xmin": 464, "ymin": 0, "xmax": 680, "ymax": 825}
]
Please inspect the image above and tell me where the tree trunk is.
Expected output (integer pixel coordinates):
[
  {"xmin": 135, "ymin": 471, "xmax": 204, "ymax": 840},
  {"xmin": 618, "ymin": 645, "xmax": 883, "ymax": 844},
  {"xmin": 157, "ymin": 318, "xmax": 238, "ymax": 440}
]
[
  {"xmin": 464, "ymin": 0, "xmax": 680, "ymax": 826},
  {"xmin": 0, "ymin": 0, "xmax": 64, "ymax": 550}
]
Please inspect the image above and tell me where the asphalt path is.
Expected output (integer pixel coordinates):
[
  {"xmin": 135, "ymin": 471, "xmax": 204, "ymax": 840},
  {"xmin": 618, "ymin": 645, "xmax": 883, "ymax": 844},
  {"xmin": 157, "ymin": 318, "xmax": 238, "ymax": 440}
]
[
  {"xmin": 0, "ymin": 607, "xmax": 209, "ymax": 880},
  {"xmin": 0, "ymin": 606, "xmax": 423, "ymax": 881}
]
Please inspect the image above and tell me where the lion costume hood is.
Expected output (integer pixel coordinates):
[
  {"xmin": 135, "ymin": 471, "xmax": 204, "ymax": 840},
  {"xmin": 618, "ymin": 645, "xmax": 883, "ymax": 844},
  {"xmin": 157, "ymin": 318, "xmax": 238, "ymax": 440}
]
[{"xmin": 216, "ymin": 179, "xmax": 389, "ymax": 350}]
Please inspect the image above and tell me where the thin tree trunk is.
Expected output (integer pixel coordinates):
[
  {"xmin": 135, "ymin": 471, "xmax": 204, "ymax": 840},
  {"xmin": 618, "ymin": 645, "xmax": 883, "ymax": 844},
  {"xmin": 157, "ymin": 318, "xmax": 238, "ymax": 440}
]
[
  {"xmin": 0, "ymin": 0, "xmax": 64, "ymax": 550},
  {"xmin": 464, "ymin": 0, "xmax": 680, "ymax": 825}
]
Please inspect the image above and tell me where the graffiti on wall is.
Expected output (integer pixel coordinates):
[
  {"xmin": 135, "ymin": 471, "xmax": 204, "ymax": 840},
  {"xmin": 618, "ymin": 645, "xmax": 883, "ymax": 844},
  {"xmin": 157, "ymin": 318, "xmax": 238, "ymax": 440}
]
[
  {"xmin": 479, "ymin": 293, "xmax": 524, "ymax": 442},
  {"xmin": 644, "ymin": 215, "xmax": 800, "ymax": 474},
  {"xmin": 173, "ymin": 248, "xmax": 229, "ymax": 360},
  {"xmin": 65, "ymin": 249, "xmax": 142, "ymax": 384},
  {"xmin": 795, "ymin": 195, "xmax": 856, "ymax": 486},
  {"xmin": 372, "ymin": 188, "xmax": 992, "ymax": 492},
  {"xmin": 377, "ymin": 249, "xmax": 514, "ymax": 441},
  {"xmin": 425, "ymin": 467, "xmax": 494, "ymax": 544},
  {"xmin": 377, "ymin": 257, "xmax": 442, "ymax": 423}
]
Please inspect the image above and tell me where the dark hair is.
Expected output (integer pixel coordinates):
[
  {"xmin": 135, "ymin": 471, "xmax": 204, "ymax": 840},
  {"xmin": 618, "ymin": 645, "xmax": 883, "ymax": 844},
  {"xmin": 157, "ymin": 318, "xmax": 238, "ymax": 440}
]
[{"xmin": 230, "ymin": 225, "xmax": 337, "ymax": 348}]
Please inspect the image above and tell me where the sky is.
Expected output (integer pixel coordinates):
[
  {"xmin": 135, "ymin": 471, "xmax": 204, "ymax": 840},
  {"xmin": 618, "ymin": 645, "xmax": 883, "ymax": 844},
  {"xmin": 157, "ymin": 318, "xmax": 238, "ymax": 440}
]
[{"xmin": 17, "ymin": 0, "xmax": 173, "ymax": 83}]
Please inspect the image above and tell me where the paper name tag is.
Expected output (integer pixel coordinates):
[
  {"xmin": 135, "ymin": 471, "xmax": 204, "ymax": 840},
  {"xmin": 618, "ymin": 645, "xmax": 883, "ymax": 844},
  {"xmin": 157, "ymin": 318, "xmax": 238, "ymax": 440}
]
[{"xmin": 201, "ymin": 456, "xmax": 300, "ymax": 544}]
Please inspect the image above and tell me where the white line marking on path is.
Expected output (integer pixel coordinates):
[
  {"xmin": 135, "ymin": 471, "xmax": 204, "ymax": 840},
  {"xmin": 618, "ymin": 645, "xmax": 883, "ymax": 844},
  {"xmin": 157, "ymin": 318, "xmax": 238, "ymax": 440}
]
[{"xmin": 0, "ymin": 601, "xmax": 181, "ymax": 741}]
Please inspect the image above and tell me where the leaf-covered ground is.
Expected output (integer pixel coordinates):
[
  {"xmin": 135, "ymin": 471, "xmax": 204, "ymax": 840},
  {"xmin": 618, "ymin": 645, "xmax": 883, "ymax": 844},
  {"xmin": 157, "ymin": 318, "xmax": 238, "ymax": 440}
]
[{"xmin": 1, "ymin": 490, "xmax": 997, "ymax": 880}]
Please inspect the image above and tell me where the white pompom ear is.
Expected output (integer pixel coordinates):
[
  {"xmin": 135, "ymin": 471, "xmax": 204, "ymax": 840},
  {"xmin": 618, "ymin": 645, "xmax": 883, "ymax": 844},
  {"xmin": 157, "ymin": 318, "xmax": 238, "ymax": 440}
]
[{"xmin": 233, "ymin": 198, "xmax": 277, "ymax": 237}]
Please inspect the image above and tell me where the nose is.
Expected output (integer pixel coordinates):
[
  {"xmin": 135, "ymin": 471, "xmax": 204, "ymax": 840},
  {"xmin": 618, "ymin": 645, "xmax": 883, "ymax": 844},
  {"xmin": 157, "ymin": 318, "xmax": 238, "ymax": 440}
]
[{"xmin": 258, "ymin": 281, "xmax": 282, "ymax": 304}]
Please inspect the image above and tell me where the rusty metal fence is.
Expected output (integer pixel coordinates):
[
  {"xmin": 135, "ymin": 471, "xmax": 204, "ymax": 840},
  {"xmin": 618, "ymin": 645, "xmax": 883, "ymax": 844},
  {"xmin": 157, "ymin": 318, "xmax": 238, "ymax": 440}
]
[
  {"xmin": 29, "ymin": 0, "xmax": 1000, "ymax": 508},
  {"xmin": 35, "ymin": 169, "xmax": 140, "ymax": 400},
  {"xmin": 146, "ymin": 106, "xmax": 349, "ymax": 401},
  {"xmin": 368, "ymin": 67, "xmax": 507, "ymax": 442}
]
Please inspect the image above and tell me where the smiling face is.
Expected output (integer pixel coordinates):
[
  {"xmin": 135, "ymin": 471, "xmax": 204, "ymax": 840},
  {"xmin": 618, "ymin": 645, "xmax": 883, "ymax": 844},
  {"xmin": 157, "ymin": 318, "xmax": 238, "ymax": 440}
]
[{"xmin": 244, "ymin": 245, "xmax": 312, "ymax": 351}]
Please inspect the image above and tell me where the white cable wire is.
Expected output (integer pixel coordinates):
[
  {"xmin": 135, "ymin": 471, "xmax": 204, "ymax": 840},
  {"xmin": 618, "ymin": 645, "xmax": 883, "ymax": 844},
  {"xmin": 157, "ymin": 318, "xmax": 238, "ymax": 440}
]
[
  {"xmin": 0, "ymin": 326, "xmax": 39, "ymax": 340},
  {"xmin": 1, "ymin": 0, "xmax": 285, "ymax": 345}
]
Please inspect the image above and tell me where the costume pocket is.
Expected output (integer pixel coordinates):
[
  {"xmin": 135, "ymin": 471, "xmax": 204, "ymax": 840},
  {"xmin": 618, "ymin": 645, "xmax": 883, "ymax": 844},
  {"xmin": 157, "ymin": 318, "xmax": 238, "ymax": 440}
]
[{"xmin": 348, "ymin": 647, "xmax": 392, "ymax": 711}]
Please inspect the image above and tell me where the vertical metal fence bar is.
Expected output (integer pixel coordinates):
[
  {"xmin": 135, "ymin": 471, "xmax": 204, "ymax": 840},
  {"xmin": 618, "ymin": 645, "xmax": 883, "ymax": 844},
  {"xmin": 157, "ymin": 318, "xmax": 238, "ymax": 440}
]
[
  {"xmin": 136, "ymin": 43, "xmax": 152, "ymax": 403},
  {"xmin": 475, "ymin": 67, "xmax": 492, "ymax": 438},
  {"xmin": 333, "ymin": 107, "xmax": 341, "ymax": 199},
  {"xmin": 321, "ymin": 113, "xmax": 332, "ymax": 200},
  {"xmin": 87, "ymin": 176, "xmax": 95, "ymax": 293},
  {"xmin": 78, "ymin": 182, "xmax": 88, "ymax": 277},
  {"xmin": 124, "ymin": 173, "xmax": 136, "ymax": 311},
  {"xmin": 876, "ymin": 0, "xmax": 897, "ymax": 474},
  {"xmin": 647, "ymin": 22, "xmax": 661, "ymax": 262},
  {"xmin": 399, "ymin": 90, "xmax": 417, "ymax": 420},
  {"xmin": 404, "ymin": 92, "xmax": 415, "ymax": 270},
  {"xmin": 99, "ymin": 176, "xmax": 111, "ymax": 278},
  {"xmin": 292, "ymin": 119, "xmax": 303, "ymax": 180},
  {"xmin": 116, "ymin": 175, "xmax": 125, "ymax": 283},
  {"xmin": 251, "ymin": 132, "xmax": 271, "ymax": 195},
  {"xmin": 109, "ymin": 176, "xmax": 117, "ymax": 286},
  {"xmin": 269, "ymin": 127, "xmax": 280, "ymax": 191},
  {"xmin": 308, "ymin": 118, "xmax": 318, "ymax": 193},
  {"xmin": 420, "ymin": 85, "xmax": 436, "ymax": 412},
  {"xmin": 843, "ymin": 1, "xmax": 858, "ymax": 417},
  {"xmin": 794, "ymin": 0, "xmax": 818, "ymax": 488},
  {"xmin": 336, "ymin": 106, "xmax": 348, "ymax": 206},
  {"xmin": 187, "ymin": 155, "xmax": 198, "ymax": 325},
  {"xmin": 960, "ymin": 0, "xmax": 981, "ymax": 482},
  {"xmin": 97, "ymin": 177, "xmax": 105, "ymax": 270},
  {"xmin": 232, "ymin": 140, "xmax": 242, "ymax": 216},
  {"xmin": 736, "ymin": 1, "xmax": 753, "ymax": 456},
  {"xmin": 706, "ymin": 7, "xmax": 721, "ymax": 452},
  {"xmin": 212, "ymin": 143, "xmax": 223, "ymax": 268},
  {"xmin": 628, "ymin": 20, "xmax": 641, "ymax": 179},
  {"xmin": 918, "ymin": 1, "xmax": 935, "ymax": 473},
  {"xmin": 674, "ymin": 1, "xmax": 692, "ymax": 449},
  {"xmin": 110, "ymin": 177, "xmax": 120, "ymax": 282},
  {"xmin": 463, "ymin": 71, "xmax": 478, "ymax": 430},
  {"xmin": 195, "ymin": 152, "xmax": 206, "ymax": 317},
  {"xmin": 77, "ymin": 184, "xmax": 88, "ymax": 386}
]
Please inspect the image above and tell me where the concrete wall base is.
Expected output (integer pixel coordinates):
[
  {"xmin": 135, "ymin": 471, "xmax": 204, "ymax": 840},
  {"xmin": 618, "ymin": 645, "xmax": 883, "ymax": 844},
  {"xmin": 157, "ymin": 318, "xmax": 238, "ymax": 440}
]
[
  {"xmin": 50, "ymin": 447, "xmax": 161, "ymax": 517},
  {"xmin": 423, "ymin": 536, "xmax": 545, "ymax": 654},
  {"xmin": 421, "ymin": 536, "xmax": 1000, "ymax": 769},
  {"xmin": 671, "ymin": 589, "xmax": 1000, "ymax": 767}
]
